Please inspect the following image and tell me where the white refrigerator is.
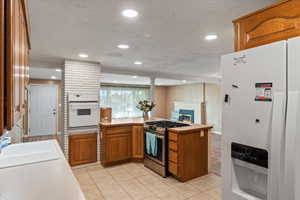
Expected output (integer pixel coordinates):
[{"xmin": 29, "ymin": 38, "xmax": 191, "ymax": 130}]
[{"xmin": 221, "ymin": 37, "xmax": 300, "ymax": 200}]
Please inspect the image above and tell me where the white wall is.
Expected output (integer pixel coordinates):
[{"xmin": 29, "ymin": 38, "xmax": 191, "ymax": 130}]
[
  {"xmin": 206, "ymin": 84, "xmax": 222, "ymax": 133},
  {"xmin": 163, "ymin": 83, "xmax": 222, "ymax": 133},
  {"xmin": 63, "ymin": 60, "xmax": 101, "ymax": 158}
]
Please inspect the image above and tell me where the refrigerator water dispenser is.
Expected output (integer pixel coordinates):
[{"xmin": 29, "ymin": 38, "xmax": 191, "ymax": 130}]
[{"xmin": 231, "ymin": 143, "xmax": 268, "ymax": 200}]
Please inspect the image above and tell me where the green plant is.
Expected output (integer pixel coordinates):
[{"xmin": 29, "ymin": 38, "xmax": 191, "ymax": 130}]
[{"xmin": 136, "ymin": 100, "xmax": 155, "ymax": 112}]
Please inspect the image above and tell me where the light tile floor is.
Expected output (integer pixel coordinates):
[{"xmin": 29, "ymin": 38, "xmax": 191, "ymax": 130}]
[{"xmin": 73, "ymin": 162, "xmax": 222, "ymax": 200}]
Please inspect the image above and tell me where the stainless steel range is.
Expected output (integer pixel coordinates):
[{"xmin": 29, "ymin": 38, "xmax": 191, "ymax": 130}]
[{"xmin": 144, "ymin": 120, "xmax": 190, "ymax": 177}]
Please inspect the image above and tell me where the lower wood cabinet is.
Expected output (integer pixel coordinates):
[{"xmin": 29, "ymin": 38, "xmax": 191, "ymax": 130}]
[
  {"xmin": 132, "ymin": 125, "xmax": 144, "ymax": 159},
  {"xmin": 100, "ymin": 124, "xmax": 144, "ymax": 166},
  {"xmin": 105, "ymin": 132, "xmax": 131, "ymax": 163},
  {"xmin": 69, "ymin": 133, "xmax": 97, "ymax": 166},
  {"xmin": 168, "ymin": 130, "xmax": 209, "ymax": 182}
]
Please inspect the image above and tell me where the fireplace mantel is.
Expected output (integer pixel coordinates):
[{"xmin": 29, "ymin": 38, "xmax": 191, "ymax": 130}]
[{"xmin": 174, "ymin": 101, "xmax": 201, "ymax": 123}]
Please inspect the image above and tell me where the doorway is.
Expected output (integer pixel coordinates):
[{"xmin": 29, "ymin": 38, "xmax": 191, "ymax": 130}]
[{"xmin": 28, "ymin": 84, "xmax": 58, "ymax": 136}]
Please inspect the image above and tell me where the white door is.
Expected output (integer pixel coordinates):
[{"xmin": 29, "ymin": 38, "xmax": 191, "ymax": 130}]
[
  {"xmin": 29, "ymin": 85, "xmax": 57, "ymax": 136},
  {"xmin": 221, "ymin": 41, "xmax": 287, "ymax": 200}
]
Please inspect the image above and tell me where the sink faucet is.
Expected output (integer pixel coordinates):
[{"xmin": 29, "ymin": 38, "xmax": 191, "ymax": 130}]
[{"xmin": 0, "ymin": 131, "xmax": 11, "ymax": 154}]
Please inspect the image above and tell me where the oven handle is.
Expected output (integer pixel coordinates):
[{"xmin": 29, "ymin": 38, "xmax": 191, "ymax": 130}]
[{"xmin": 144, "ymin": 130, "xmax": 165, "ymax": 139}]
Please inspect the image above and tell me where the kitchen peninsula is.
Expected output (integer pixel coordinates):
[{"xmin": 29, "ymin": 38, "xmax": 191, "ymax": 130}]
[{"xmin": 99, "ymin": 118, "xmax": 213, "ymax": 182}]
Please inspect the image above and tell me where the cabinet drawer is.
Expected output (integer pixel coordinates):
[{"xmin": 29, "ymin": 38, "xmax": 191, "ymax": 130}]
[
  {"xmin": 169, "ymin": 161, "xmax": 178, "ymax": 176},
  {"xmin": 105, "ymin": 126, "xmax": 132, "ymax": 135},
  {"xmin": 169, "ymin": 150, "xmax": 178, "ymax": 163},
  {"xmin": 169, "ymin": 141, "xmax": 178, "ymax": 151},
  {"xmin": 169, "ymin": 132, "xmax": 178, "ymax": 141}
]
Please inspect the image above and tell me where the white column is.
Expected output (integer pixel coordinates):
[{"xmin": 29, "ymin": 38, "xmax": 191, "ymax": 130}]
[{"xmin": 150, "ymin": 77, "xmax": 156, "ymax": 101}]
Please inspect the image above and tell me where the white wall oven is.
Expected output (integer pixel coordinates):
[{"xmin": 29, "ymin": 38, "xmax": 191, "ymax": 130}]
[{"xmin": 68, "ymin": 93, "xmax": 99, "ymax": 128}]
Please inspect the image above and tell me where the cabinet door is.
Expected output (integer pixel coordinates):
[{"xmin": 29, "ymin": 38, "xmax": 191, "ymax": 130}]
[
  {"xmin": 69, "ymin": 134, "xmax": 97, "ymax": 166},
  {"xmin": 132, "ymin": 126, "xmax": 144, "ymax": 159},
  {"xmin": 233, "ymin": 0, "xmax": 300, "ymax": 51},
  {"xmin": 0, "ymin": 0, "xmax": 4, "ymax": 135},
  {"xmin": 105, "ymin": 132, "xmax": 131, "ymax": 163}
]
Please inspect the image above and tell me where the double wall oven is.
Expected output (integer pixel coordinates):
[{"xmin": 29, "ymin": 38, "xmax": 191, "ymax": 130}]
[{"xmin": 144, "ymin": 121, "xmax": 190, "ymax": 177}]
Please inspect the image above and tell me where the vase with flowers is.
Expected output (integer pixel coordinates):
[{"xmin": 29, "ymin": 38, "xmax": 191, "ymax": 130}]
[{"xmin": 136, "ymin": 100, "xmax": 155, "ymax": 121}]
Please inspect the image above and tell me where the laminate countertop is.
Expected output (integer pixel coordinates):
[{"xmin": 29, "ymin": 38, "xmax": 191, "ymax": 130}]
[
  {"xmin": 99, "ymin": 118, "xmax": 213, "ymax": 133},
  {"xmin": 168, "ymin": 124, "xmax": 213, "ymax": 134},
  {"xmin": 0, "ymin": 140, "xmax": 85, "ymax": 200},
  {"xmin": 99, "ymin": 117, "xmax": 146, "ymax": 127}
]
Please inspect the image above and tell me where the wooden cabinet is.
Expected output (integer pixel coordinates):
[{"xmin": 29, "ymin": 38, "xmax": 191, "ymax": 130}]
[
  {"xmin": 0, "ymin": 0, "xmax": 4, "ymax": 135},
  {"xmin": 168, "ymin": 129, "xmax": 209, "ymax": 182},
  {"xmin": 0, "ymin": 0, "xmax": 30, "ymax": 135},
  {"xmin": 233, "ymin": 0, "xmax": 300, "ymax": 51},
  {"xmin": 69, "ymin": 134, "xmax": 97, "ymax": 166},
  {"xmin": 105, "ymin": 132, "xmax": 131, "ymax": 163},
  {"xmin": 100, "ymin": 124, "xmax": 144, "ymax": 166},
  {"xmin": 132, "ymin": 125, "xmax": 144, "ymax": 159},
  {"xmin": 100, "ymin": 125, "xmax": 133, "ymax": 166}
]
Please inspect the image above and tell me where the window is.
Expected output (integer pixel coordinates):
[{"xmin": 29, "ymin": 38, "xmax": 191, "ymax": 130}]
[{"xmin": 100, "ymin": 85, "xmax": 151, "ymax": 118}]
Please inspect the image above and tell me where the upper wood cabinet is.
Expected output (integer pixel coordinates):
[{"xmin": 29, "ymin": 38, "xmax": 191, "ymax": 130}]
[
  {"xmin": 233, "ymin": 0, "xmax": 300, "ymax": 51},
  {"xmin": 2, "ymin": 0, "xmax": 30, "ymax": 133},
  {"xmin": 0, "ymin": 0, "xmax": 4, "ymax": 135}
]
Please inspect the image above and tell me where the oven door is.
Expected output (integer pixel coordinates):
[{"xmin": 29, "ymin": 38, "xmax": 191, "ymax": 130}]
[
  {"xmin": 69, "ymin": 102, "xmax": 99, "ymax": 127},
  {"xmin": 144, "ymin": 130, "xmax": 166, "ymax": 166}
]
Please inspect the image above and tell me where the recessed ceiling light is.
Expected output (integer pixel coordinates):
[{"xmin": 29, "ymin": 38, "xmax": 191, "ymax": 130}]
[
  {"xmin": 79, "ymin": 53, "xmax": 88, "ymax": 58},
  {"xmin": 118, "ymin": 44, "xmax": 130, "ymax": 49},
  {"xmin": 56, "ymin": 69, "xmax": 62, "ymax": 72},
  {"xmin": 132, "ymin": 76, "xmax": 137, "ymax": 78},
  {"xmin": 134, "ymin": 61, "xmax": 143, "ymax": 65},
  {"xmin": 205, "ymin": 34, "xmax": 218, "ymax": 40},
  {"xmin": 51, "ymin": 76, "xmax": 57, "ymax": 79},
  {"xmin": 122, "ymin": 9, "xmax": 138, "ymax": 18}
]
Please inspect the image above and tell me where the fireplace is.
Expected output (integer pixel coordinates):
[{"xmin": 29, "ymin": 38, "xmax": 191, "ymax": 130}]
[{"xmin": 179, "ymin": 109, "xmax": 194, "ymax": 123}]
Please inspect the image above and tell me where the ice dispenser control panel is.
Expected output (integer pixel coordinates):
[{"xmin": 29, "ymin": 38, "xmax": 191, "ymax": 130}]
[{"xmin": 231, "ymin": 143, "xmax": 268, "ymax": 168}]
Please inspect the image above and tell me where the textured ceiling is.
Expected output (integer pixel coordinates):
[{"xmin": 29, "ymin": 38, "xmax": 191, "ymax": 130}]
[{"xmin": 28, "ymin": 0, "xmax": 276, "ymax": 81}]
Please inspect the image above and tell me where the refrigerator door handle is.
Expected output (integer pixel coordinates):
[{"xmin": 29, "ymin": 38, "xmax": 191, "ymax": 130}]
[
  {"xmin": 268, "ymin": 92, "xmax": 286, "ymax": 200},
  {"xmin": 282, "ymin": 91, "xmax": 299, "ymax": 200}
]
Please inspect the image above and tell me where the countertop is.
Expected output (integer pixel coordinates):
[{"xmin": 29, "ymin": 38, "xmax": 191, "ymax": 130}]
[
  {"xmin": 0, "ymin": 140, "xmax": 85, "ymax": 200},
  {"xmin": 99, "ymin": 117, "xmax": 146, "ymax": 127},
  {"xmin": 169, "ymin": 124, "xmax": 213, "ymax": 134},
  {"xmin": 99, "ymin": 118, "xmax": 213, "ymax": 133}
]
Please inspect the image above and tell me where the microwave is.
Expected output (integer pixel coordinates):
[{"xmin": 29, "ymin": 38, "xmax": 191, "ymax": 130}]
[{"xmin": 68, "ymin": 93, "xmax": 99, "ymax": 128}]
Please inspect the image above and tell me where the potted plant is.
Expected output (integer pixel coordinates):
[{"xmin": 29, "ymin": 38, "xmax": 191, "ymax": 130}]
[{"xmin": 136, "ymin": 100, "xmax": 155, "ymax": 121}]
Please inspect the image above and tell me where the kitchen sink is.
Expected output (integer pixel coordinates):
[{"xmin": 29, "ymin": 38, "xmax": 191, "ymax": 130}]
[{"xmin": 0, "ymin": 140, "xmax": 60, "ymax": 169}]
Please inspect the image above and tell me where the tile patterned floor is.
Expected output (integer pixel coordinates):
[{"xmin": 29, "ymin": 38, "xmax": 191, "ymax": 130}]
[
  {"xmin": 210, "ymin": 133, "xmax": 221, "ymax": 176},
  {"xmin": 73, "ymin": 162, "xmax": 222, "ymax": 200}
]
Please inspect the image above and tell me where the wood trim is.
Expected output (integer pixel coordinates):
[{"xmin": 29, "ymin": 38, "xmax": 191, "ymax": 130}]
[
  {"xmin": 19, "ymin": 0, "xmax": 30, "ymax": 49},
  {"xmin": 0, "ymin": 0, "xmax": 4, "ymax": 135},
  {"xmin": 5, "ymin": 0, "xmax": 14, "ymax": 130},
  {"xmin": 233, "ymin": 0, "xmax": 291, "ymax": 22}
]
